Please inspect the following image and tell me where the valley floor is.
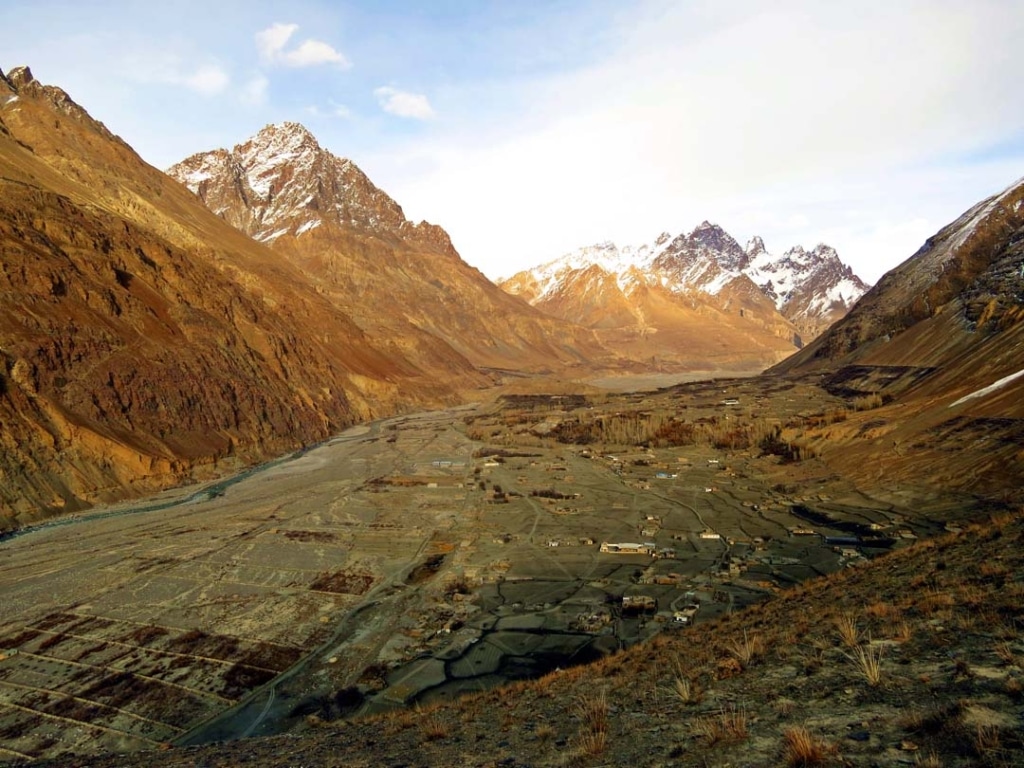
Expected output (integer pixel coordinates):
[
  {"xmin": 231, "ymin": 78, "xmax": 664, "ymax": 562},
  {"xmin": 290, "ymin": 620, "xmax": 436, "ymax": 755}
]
[{"xmin": 0, "ymin": 375, "xmax": 1014, "ymax": 765}]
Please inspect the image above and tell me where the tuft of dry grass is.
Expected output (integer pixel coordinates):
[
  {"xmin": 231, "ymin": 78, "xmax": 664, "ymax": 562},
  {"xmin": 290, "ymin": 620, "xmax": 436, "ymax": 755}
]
[
  {"xmin": 845, "ymin": 641, "xmax": 885, "ymax": 686},
  {"xmin": 564, "ymin": 690, "xmax": 609, "ymax": 763},
  {"xmin": 725, "ymin": 629, "xmax": 764, "ymax": 669},
  {"xmin": 835, "ymin": 612, "xmax": 861, "ymax": 648},
  {"xmin": 914, "ymin": 753, "xmax": 943, "ymax": 767},
  {"xmin": 972, "ymin": 723, "xmax": 1000, "ymax": 757},
  {"xmin": 864, "ymin": 601, "xmax": 900, "ymax": 620},
  {"xmin": 694, "ymin": 705, "xmax": 748, "ymax": 746},
  {"xmin": 993, "ymin": 641, "xmax": 1020, "ymax": 666},
  {"xmin": 666, "ymin": 662, "xmax": 703, "ymax": 705},
  {"xmin": 420, "ymin": 709, "xmax": 449, "ymax": 742},
  {"xmin": 774, "ymin": 697, "xmax": 797, "ymax": 717},
  {"xmin": 574, "ymin": 689, "xmax": 608, "ymax": 735},
  {"xmin": 572, "ymin": 728, "xmax": 607, "ymax": 757},
  {"xmin": 782, "ymin": 725, "xmax": 836, "ymax": 767},
  {"xmin": 534, "ymin": 723, "xmax": 556, "ymax": 742},
  {"xmin": 888, "ymin": 617, "xmax": 913, "ymax": 643},
  {"xmin": 1004, "ymin": 676, "xmax": 1023, "ymax": 700}
]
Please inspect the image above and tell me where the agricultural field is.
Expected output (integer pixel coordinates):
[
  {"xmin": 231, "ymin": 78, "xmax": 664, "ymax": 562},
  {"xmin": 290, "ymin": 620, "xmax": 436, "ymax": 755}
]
[{"xmin": 0, "ymin": 376, "xmax": 966, "ymax": 761}]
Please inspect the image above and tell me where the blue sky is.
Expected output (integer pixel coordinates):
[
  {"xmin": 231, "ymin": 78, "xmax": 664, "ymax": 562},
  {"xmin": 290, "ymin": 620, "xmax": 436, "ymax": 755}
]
[{"xmin": 5, "ymin": 1, "xmax": 1024, "ymax": 283}]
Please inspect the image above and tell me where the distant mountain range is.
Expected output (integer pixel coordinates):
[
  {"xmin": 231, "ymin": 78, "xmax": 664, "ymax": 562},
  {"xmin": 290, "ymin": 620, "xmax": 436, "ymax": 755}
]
[{"xmin": 501, "ymin": 223, "xmax": 869, "ymax": 346}]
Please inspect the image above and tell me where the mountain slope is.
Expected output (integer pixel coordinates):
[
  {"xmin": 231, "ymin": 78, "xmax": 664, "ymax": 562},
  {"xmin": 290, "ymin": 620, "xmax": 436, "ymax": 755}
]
[
  {"xmin": 768, "ymin": 175, "xmax": 1024, "ymax": 502},
  {"xmin": 0, "ymin": 67, "xmax": 467, "ymax": 527},
  {"xmin": 168, "ymin": 124, "xmax": 609, "ymax": 380},
  {"xmin": 774, "ymin": 175, "xmax": 1024, "ymax": 395}
]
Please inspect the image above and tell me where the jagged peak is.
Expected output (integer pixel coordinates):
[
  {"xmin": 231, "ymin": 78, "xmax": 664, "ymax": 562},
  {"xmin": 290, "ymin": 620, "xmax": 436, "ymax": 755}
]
[
  {"xmin": 809, "ymin": 243, "xmax": 839, "ymax": 259},
  {"xmin": 692, "ymin": 220, "xmax": 723, "ymax": 234},
  {"xmin": 238, "ymin": 121, "xmax": 323, "ymax": 161},
  {"xmin": 746, "ymin": 236, "xmax": 767, "ymax": 258},
  {"xmin": 6, "ymin": 65, "xmax": 34, "ymax": 89}
]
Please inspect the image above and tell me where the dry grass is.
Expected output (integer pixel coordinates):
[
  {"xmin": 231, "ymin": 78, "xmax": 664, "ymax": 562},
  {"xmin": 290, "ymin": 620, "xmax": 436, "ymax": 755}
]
[
  {"xmin": 888, "ymin": 617, "xmax": 913, "ymax": 643},
  {"xmin": 725, "ymin": 629, "xmax": 764, "ymax": 668},
  {"xmin": 534, "ymin": 723, "xmax": 556, "ymax": 743},
  {"xmin": 774, "ymin": 697, "xmax": 797, "ymax": 717},
  {"xmin": 782, "ymin": 725, "xmax": 836, "ymax": 766},
  {"xmin": 574, "ymin": 689, "xmax": 608, "ymax": 735},
  {"xmin": 865, "ymin": 601, "xmax": 900, "ymax": 621},
  {"xmin": 571, "ymin": 728, "xmax": 607, "ymax": 757},
  {"xmin": 993, "ymin": 642, "xmax": 1020, "ymax": 667},
  {"xmin": 845, "ymin": 642, "xmax": 885, "ymax": 686},
  {"xmin": 666, "ymin": 662, "xmax": 703, "ymax": 705},
  {"xmin": 564, "ymin": 688, "xmax": 609, "ymax": 761},
  {"xmin": 914, "ymin": 753, "xmax": 943, "ymax": 767},
  {"xmin": 420, "ymin": 709, "xmax": 449, "ymax": 741},
  {"xmin": 834, "ymin": 612, "xmax": 861, "ymax": 648},
  {"xmin": 694, "ymin": 705, "xmax": 748, "ymax": 746},
  {"xmin": 972, "ymin": 723, "xmax": 1000, "ymax": 757}
]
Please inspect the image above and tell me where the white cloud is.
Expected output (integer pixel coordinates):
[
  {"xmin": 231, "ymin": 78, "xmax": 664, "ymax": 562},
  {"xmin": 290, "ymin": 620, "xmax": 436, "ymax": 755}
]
[
  {"xmin": 374, "ymin": 86, "xmax": 435, "ymax": 120},
  {"xmin": 181, "ymin": 64, "xmax": 229, "ymax": 95},
  {"xmin": 256, "ymin": 22, "xmax": 297, "ymax": 62},
  {"xmin": 256, "ymin": 22, "xmax": 350, "ymax": 69},
  {"xmin": 365, "ymin": 0, "xmax": 1024, "ymax": 283},
  {"xmin": 122, "ymin": 53, "xmax": 230, "ymax": 96},
  {"xmin": 240, "ymin": 74, "xmax": 268, "ymax": 106}
]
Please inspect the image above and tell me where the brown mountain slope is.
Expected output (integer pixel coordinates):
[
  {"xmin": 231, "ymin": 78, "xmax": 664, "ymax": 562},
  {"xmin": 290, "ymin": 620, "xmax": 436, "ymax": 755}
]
[
  {"xmin": 0, "ymin": 67, "xmax": 467, "ymax": 527},
  {"xmin": 167, "ymin": 124, "xmax": 610, "ymax": 380},
  {"xmin": 766, "ymin": 176, "xmax": 1024, "ymax": 504},
  {"xmin": 503, "ymin": 261, "xmax": 799, "ymax": 372},
  {"xmin": 31, "ymin": 512, "xmax": 1024, "ymax": 768}
]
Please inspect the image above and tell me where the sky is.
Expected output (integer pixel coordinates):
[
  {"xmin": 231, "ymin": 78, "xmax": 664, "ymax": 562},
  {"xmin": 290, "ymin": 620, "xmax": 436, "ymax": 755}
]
[{"xmin": 4, "ymin": 0, "xmax": 1024, "ymax": 284}]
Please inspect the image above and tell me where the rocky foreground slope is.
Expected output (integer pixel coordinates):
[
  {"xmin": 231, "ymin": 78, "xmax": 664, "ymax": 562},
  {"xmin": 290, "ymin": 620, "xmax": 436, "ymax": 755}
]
[
  {"xmin": 31, "ymin": 511, "xmax": 1024, "ymax": 768},
  {"xmin": 501, "ymin": 223, "xmax": 868, "ymax": 367}
]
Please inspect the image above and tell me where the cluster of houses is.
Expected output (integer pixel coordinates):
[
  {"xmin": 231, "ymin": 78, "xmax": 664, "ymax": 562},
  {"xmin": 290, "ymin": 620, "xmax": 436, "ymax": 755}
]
[{"xmin": 600, "ymin": 541, "xmax": 657, "ymax": 555}]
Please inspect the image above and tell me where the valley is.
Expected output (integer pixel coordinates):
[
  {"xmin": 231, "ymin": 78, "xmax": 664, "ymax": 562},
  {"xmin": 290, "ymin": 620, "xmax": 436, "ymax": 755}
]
[{"xmin": 0, "ymin": 374, "xmax": 973, "ymax": 762}]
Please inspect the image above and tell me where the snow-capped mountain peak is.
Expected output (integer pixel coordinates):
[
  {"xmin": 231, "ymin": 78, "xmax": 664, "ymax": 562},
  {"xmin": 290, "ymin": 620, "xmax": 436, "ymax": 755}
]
[
  {"xmin": 503, "ymin": 222, "xmax": 870, "ymax": 341},
  {"xmin": 167, "ymin": 122, "xmax": 408, "ymax": 243},
  {"xmin": 745, "ymin": 236, "xmax": 767, "ymax": 259}
]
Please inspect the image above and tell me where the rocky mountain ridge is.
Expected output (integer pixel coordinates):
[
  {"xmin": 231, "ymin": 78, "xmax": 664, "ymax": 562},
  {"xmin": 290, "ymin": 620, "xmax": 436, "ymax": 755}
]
[
  {"xmin": 503, "ymin": 222, "xmax": 869, "ymax": 343},
  {"xmin": 167, "ymin": 123, "xmax": 610, "ymax": 379}
]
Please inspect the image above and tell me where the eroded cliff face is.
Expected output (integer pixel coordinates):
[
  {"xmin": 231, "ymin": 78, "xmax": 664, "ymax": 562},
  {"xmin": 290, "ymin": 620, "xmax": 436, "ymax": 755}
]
[{"xmin": 0, "ymin": 68, "xmax": 465, "ymax": 526}]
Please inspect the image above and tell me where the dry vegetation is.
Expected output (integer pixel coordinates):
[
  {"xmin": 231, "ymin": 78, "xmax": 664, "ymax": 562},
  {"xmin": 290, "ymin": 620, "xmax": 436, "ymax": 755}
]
[{"xmin": 25, "ymin": 510, "xmax": 1024, "ymax": 768}]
